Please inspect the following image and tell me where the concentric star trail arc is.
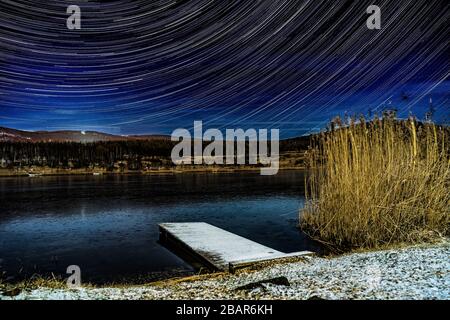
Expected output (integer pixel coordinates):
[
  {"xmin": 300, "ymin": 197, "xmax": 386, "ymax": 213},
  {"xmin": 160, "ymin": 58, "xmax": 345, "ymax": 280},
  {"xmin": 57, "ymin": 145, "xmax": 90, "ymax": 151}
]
[{"xmin": 0, "ymin": 0, "xmax": 448, "ymax": 136}]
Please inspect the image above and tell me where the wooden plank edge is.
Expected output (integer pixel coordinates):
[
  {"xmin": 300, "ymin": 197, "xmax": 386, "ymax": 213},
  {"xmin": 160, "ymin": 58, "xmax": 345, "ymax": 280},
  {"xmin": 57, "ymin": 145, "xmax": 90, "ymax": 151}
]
[
  {"xmin": 158, "ymin": 224, "xmax": 225, "ymax": 271},
  {"xmin": 228, "ymin": 251, "xmax": 314, "ymax": 273}
]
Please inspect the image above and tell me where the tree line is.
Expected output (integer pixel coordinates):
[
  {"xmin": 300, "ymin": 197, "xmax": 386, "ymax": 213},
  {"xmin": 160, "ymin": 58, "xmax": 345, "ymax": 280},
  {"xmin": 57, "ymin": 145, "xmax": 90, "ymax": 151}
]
[
  {"xmin": 0, "ymin": 140, "xmax": 176, "ymax": 169},
  {"xmin": 0, "ymin": 136, "xmax": 312, "ymax": 170}
]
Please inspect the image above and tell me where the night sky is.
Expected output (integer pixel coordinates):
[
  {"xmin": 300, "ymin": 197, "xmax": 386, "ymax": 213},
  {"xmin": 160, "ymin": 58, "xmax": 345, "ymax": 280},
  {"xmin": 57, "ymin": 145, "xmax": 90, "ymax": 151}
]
[{"xmin": 0, "ymin": 0, "xmax": 448, "ymax": 138}]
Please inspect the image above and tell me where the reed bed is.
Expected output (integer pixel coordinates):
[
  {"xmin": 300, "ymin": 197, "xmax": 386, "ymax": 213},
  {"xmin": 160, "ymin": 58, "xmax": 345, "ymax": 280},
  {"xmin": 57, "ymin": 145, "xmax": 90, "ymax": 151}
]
[{"xmin": 300, "ymin": 116, "xmax": 449, "ymax": 252}]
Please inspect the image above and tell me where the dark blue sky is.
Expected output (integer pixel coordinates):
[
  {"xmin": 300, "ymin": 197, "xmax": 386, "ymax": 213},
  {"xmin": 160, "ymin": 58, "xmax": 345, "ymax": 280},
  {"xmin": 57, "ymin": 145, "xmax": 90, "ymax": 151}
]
[{"xmin": 0, "ymin": 0, "xmax": 448, "ymax": 138}]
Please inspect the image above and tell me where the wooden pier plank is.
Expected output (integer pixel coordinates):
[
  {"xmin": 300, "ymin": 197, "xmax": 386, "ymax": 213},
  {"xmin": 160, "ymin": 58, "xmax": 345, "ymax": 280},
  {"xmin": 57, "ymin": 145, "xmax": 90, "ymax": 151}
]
[
  {"xmin": 229, "ymin": 251, "xmax": 314, "ymax": 272},
  {"xmin": 159, "ymin": 222, "xmax": 312, "ymax": 271}
]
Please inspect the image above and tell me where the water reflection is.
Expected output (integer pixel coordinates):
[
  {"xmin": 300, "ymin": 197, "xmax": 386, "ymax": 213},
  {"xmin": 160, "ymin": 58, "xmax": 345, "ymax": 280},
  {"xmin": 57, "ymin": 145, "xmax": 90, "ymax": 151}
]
[{"xmin": 0, "ymin": 171, "xmax": 319, "ymax": 284}]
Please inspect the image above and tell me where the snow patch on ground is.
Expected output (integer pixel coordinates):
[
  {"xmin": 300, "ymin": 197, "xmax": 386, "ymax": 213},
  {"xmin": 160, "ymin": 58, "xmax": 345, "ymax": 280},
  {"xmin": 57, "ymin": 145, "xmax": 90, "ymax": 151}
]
[{"xmin": 2, "ymin": 241, "xmax": 449, "ymax": 300}]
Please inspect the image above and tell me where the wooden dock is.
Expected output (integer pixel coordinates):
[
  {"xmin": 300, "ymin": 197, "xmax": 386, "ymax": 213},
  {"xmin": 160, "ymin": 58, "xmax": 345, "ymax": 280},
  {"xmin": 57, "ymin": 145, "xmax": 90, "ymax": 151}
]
[{"xmin": 159, "ymin": 222, "xmax": 313, "ymax": 272}]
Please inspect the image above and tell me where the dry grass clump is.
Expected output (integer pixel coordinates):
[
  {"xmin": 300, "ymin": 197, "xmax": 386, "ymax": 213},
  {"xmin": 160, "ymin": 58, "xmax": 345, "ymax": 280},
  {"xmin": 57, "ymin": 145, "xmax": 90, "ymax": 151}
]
[
  {"xmin": 300, "ymin": 115, "xmax": 449, "ymax": 252},
  {"xmin": 0, "ymin": 275, "xmax": 67, "ymax": 297}
]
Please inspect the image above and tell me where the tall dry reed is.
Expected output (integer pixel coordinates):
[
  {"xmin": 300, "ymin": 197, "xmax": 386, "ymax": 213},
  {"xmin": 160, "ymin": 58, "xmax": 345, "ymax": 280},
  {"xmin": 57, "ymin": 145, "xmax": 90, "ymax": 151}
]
[{"xmin": 300, "ymin": 116, "xmax": 449, "ymax": 251}]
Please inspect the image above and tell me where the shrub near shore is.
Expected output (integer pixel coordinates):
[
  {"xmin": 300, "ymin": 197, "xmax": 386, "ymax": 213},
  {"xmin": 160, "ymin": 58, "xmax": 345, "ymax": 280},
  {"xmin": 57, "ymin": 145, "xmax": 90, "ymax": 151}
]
[{"xmin": 300, "ymin": 116, "xmax": 449, "ymax": 251}]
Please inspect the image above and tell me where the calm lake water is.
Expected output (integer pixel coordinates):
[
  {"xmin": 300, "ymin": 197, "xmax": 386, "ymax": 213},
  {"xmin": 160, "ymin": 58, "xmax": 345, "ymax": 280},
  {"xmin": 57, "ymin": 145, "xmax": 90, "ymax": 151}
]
[{"xmin": 0, "ymin": 171, "xmax": 319, "ymax": 284}]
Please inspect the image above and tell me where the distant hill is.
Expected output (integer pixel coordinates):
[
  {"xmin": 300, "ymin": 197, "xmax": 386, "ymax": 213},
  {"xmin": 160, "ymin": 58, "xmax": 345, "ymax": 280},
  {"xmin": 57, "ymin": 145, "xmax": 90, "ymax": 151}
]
[
  {"xmin": 0, "ymin": 127, "xmax": 170, "ymax": 143},
  {"xmin": 0, "ymin": 126, "xmax": 313, "ymax": 147}
]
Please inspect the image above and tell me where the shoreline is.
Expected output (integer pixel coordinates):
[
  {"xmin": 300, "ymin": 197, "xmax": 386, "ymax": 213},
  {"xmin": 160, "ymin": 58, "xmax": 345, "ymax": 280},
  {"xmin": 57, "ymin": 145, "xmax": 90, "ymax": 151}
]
[
  {"xmin": 0, "ymin": 166, "xmax": 305, "ymax": 177},
  {"xmin": 2, "ymin": 240, "xmax": 448, "ymax": 300}
]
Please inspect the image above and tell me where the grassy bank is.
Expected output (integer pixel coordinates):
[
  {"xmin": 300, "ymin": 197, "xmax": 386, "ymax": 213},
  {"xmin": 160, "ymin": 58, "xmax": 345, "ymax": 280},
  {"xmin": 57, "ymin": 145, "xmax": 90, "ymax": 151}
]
[{"xmin": 300, "ymin": 116, "xmax": 449, "ymax": 252}]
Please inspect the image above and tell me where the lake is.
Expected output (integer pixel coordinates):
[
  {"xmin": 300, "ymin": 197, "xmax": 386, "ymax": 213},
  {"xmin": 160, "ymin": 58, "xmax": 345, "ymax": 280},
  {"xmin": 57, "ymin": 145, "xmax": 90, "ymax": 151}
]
[{"xmin": 0, "ymin": 171, "xmax": 320, "ymax": 284}]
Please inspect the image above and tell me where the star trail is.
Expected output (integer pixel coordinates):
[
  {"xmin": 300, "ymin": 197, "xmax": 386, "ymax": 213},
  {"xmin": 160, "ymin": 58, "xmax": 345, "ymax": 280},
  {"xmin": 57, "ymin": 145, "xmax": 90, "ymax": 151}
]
[{"xmin": 0, "ymin": 0, "xmax": 448, "ymax": 137}]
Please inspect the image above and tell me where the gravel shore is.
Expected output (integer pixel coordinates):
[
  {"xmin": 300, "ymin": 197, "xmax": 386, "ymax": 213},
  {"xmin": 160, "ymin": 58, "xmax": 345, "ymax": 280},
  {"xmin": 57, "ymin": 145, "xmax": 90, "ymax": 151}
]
[{"xmin": 2, "ymin": 241, "xmax": 449, "ymax": 300}]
